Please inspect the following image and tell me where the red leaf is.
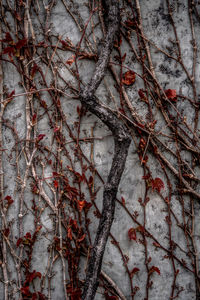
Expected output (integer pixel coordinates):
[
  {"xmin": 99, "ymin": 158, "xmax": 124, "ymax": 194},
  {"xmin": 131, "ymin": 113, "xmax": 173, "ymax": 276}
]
[
  {"xmin": 21, "ymin": 286, "xmax": 31, "ymax": 296},
  {"xmin": 142, "ymin": 174, "xmax": 150, "ymax": 180},
  {"xmin": 38, "ymin": 292, "xmax": 46, "ymax": 300},
  {"xmin": 152, "ymin": 178, "xmax": 164, "ymax": 193},
  {"xmin": 3, "ymin": 46, "xmax": 15, "ymax": 56},
  {"xmin": 122, "ymin": 70, "xmax": 136, "ymax": 86},
  {"xmin": 32, "ymin": 113, "xmax": 37, "ymax": 124},
  {"xmin": 15, "ymin": 39, "xmax": 27, "ymax": 49},
  {"xmin": 128, "ymin": 228, "xmax": 137, "ymax": 241},
  {"xmin": 130, "ymin": 267, "xmax": 140, "ymax": 278},
  {"xmin": 25, "ymin": 232, "xmax": 31, "ymax": 239},
  {"xmin": 66, "ymin": 55, "xmax": 75, "ymax": 65},
  {"xmin": 37, "ymin": 134, "xmax": 46, "ymax": 142},
  {"xmin": 138, "ymin": 89, "xmax": 148, "ymax": 103},
  {"xmin": 54, "ymin": 127, "xmax": 60, "ymax": 132},
  {"xmin": 41, "ymin": 100, "xmax": 47, "ymax": 109},
  {"xmin": 164, "ymin": 89, "xmax": 177, "ymax": 102},
  {"xmin": 28, "ymin": 270, "xmax": 42, "ymax": 282},
  {"xmin": 139, "ymin": 138, "xmax": 146, "ymax": 150},
  {"xmin": 88, "ymin": 176, "xmax": 93, "ymax": 186},
  {"xmin": 4, "ymin": 228, "xmax": 10, "ymax": 237},
  {"xmin": 121, "ymin": 196, "xmax": 125, "ymax": 206},
  {"xmin": 53, "ymin": 180, "xmax": 59, "ymax": 189},
  {"xmin": 136, "ymin": 225, "xmax": 145, "ymax": 233},
  {"xmin": 14, "ymin": 11, "xmax": 22, "ymax": 21},
  {"xmin": 77, "ymin": 233, "xmax": 86, "ymax": 243},
  {"xmin": 31, "ymin": 293, "xmax": 38, "ymax": 300},
  {"xmin": 153, "ymin": 242, "xmax": 161, "ymax": 248},
  {"xmin": 125, "ymin": 19, "xmax": 136, "ymax": 28},
  {"xmin": 77, "ymin": 200, "xmax": 85, "ymax": 211},
  {"xmin": 16, "ymin": 238, "xmax": 23, "ymax": 247},
  {"xmin": 84, "ymin": 201, "xmax": 92, "ymax": 212},
  {"xmin": 5, "ymin": 195, "xmax": 14, "ymax": 205},
  {"xmin": 2, "ymin": 32, "xmax": 13, "ymax": 43},
  {"xmin": 7, "ymin": 90, "xmax": 15, "ymax": 102},
  {"xmin": 35, "ymin": 225, "xmax": 42, "ymax": 233},
  {"xmin": 60, "ymin": 40, "xmax": 70, "ymax": 48},
  {"xmin": 67, "ymin": 227, "xmax": 72, "ymax": 240},
  {"xmin": 118, "ymin": 107, "xmax": 125, "ymax": 114},
  {"xmin": 121, "ymin": 53, "xmax": 126, "ymax": 62},
  {"xmin": 70, "ymin": 288, "xmax": 82, "ymax": 300},
  {"xmin": 149, "ymin": 266, "xmax": 161, "ymax": 275},
  {"xmin": 30, "ymin": 64, "xmax": 39, "ymax": 78},
  {"xmin": 52, "ymin": 172, "xmax": 59, "ymax": 177},
  {"xmin": 138, "ymin": 89, "xmax": 146, "ymax": 99},
  {"xmin": 105, "ymin": 292, "xmax": 119, "ymax": 300}
]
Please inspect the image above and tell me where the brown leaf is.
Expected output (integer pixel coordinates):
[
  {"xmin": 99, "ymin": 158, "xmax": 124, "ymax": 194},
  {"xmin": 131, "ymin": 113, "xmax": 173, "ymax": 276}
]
[
  {"xmin": 128, "ymin": 228, "xmax": 137, "ymax": 241},
  {"xmin": 164, "ymin": 89, "xmax": 177, "ymax": 102},
  {"xmin": 122, "ymin": 70, "xmax": 136, "ymax": 85}
]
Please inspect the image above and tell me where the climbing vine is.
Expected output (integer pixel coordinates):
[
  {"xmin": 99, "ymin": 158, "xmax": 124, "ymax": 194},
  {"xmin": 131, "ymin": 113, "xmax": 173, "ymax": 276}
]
[{"xmin": 0, "ymin": 0, "xmax": 200, "ymax": 299}]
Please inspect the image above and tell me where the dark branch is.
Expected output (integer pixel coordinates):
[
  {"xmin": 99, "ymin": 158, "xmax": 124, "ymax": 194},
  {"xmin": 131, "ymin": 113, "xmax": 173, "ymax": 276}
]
[{"xmin": 80, "ymin": 1, "xmax": 131, "ymax": 299}]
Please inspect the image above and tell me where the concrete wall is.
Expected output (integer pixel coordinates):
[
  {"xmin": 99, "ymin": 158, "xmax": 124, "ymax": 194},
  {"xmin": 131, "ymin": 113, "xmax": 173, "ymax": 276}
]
[{"xmin": 1, "ymin": 1, "xmax": 200, "ymax": 299}]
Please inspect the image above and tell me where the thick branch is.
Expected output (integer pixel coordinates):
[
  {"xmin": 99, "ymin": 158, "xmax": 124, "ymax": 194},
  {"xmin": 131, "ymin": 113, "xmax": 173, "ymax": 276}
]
[{"xmin": 80, "ymin": 1, "xmax": 131, "ymax": 299}]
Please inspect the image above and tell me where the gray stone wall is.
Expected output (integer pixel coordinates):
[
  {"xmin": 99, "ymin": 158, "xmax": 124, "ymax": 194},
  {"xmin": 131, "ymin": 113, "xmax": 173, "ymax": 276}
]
[{"xmin": 0, "ymin": 1, "xmax": 200, "ymax": 299}]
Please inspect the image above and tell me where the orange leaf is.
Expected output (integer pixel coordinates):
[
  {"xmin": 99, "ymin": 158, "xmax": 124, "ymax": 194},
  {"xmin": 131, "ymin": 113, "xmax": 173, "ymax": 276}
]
[
  {"xmin": 122, "ymin": 70, "xmax": 136, "ymax": 86},
  {"xmin": 78, "ymin": 200, "xmax": 85, "ymax": 211}
]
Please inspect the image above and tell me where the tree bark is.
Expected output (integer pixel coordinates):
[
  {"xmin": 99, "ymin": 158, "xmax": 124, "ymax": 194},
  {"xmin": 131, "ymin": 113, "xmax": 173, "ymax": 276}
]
[{"xmin": 80, "ymin": 1, "xmax": 131, "ymax": 299}]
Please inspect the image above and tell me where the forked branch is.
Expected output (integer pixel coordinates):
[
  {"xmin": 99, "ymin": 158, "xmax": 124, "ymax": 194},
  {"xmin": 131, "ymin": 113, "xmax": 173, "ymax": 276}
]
[{"xmin": 79, "ymin": 1, "xmax": 131, "ymax": 299}]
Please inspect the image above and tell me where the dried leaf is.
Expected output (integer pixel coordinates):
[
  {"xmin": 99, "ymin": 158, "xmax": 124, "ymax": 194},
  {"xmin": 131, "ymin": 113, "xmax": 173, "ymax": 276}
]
[
  {"xmin": 32, "ymin": 113, "xmax": 37, "ymax": 124},
  {"xmin": 21, "ymin": 286, "xmax": 31, "ymax": 296},
  {"xmin": 4, "ymin": 228, "xmax": 10, "ymax": 237},
  {"xmin": 16, "ymin": 238, "xmax": 23, "ymax": 247},
  {"xmin": 66, "ymin": 55, "xmax": 75, "ymax": 65},
  {"xmin": 30, "ymin": 64, "xmax": 39, "ymax": 79},
  {"xmin": 41, "ymin": 100, "xmax": 47, "ymax": 109},
  {"xmin": 149, "ymin": 266, "xmax": 161, "ymax": 275},
  {"xmin": 53, "ymin": 180, "xmax": 59, "ymax": 189},
  {"xmin": 77, "ymin": 233, "xmax": 86, "ymax": 243},
  {"xmin": 28, "ymin": 270, "xmax": 42, "ymax": 283},
  {"xmin": 37, "ymin": 134, "xmax": 46, "ymax": 142},
  {"xmin": 122, "ymin": 70, "xmax": 136, "ymax": 86},
  {"xmin": 2, "ymin": 32, "xmax": 13, "ymax": 43},
  {"xmin": 15, "ymin": 38, "xmax": 27, "ymax": 49},
  {"xmin": 78, "ymin": 200, "xmax": 85, "ymax": 211},
  {"xmin": 164, "ymin": 89, "xmax": 177, "ymax": 102},
  {"xmin": 121, "ymin": 196, "xmax": 125, "ymax": 206},
  {"xmin": 128, "ymin": 228, "xmax": 137, "ymax": 241},
  {"xmin": 3, "ymin": 46, "xmax": 15, "ymax": 56},
  {"xmin": 67, "ymin": 227, "xmax": 72, "ymax": 240},
  {"xmin": 151, "ymin": 178, "xmax": 164, "ymax": 193},
  {"xmin": 130, "ymin": 267, "xmax": 140, "ymax": 278},
  {"xmin": 5, "ymin": 195, "xmax": 14, "ymax": 206}
]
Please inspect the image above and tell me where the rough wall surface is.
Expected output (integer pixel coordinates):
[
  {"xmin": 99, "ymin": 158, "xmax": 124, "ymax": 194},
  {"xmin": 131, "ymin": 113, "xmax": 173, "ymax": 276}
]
[{"xmin": 0, "ymin": 1, "xmax": 200, "ymax": 299}]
